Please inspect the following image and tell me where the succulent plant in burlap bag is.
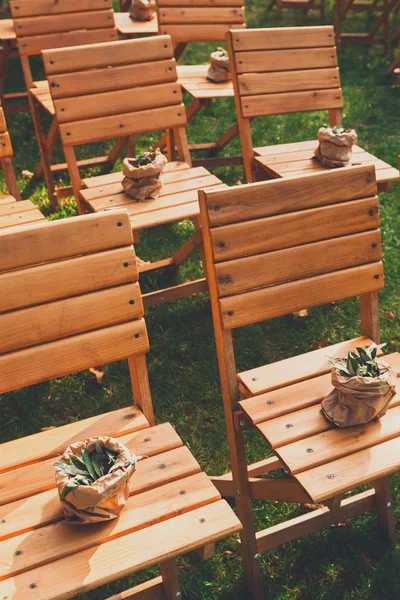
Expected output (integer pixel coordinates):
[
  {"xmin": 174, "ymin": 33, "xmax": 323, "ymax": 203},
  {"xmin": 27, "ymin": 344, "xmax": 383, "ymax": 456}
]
[
  {"xmin": 54, "ymin": 437, "xmax": 141, "ymax": 524},
  {"xmin": 130, "ymin": 0, "xmax": 156, "ymax": 21},
  {"xmin": 321, "ymin": 344, "xmax": 397, "ymax": 427},
  {"xmin": 122, "ymin": 148, "xmax": 167, "ymax": 201},
  {"xmin": 207, "ymin": 47, "xmax": 231, "ymax": 83},
  {"xmin": 315, "ymin": 126, "xmax": 358, "ymax": 168}
]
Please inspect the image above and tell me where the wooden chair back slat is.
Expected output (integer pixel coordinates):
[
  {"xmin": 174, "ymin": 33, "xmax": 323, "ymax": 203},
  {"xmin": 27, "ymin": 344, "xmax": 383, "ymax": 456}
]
[
  {"xmin": 228, "ymin": 26, "xmax": 342, "ymax": 119},
  {"xmin": 0, "ymin": 211, "xmax": 149, "ymax": 394},
  {"xmin": 199, "ymin": 166, "xmax": 383, "ymax": 330},
  {"xmin": 158, "ymin": 0, "xmax": 245, "ymax": 42},
  {"xmin": 0, "ymin": 107, "xmax": 12, "ymax": 159},
  {"xmin": 43, "ymin": 36, "xmax": 187, "ymax": 146},
  {"xmin": 10, "ymin": 0, "xmax": 117, "ymax": 56}
]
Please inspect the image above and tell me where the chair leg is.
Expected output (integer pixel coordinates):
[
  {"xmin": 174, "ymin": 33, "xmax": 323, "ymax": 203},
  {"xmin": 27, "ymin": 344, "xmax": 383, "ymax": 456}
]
[
  {"xmin": 30, "ymin": 99, "xmax": 58, "ymax": 210},
  {"xmin": 374, "ymin": 476, "xmax": 396, "ymax": 545},
  {"xmin": 160, "ymin": 558, "xmax": 181, "ymax": 600},
  {"xmin": 1, "ymin": 157, "xmax": 20, "ymax": 200}
]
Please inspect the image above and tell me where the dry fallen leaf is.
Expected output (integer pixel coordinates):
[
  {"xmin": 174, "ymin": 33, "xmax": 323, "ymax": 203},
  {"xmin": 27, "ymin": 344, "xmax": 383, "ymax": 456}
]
[
  {"xmin": 21, "ymin": 169, "xmax": 34, "ymax": 180},
  {"xmin": 294, "ymin": 309, "xmax": 309, "ymax": 318},
  {"xmin": 310, "ymin": 339, "xmax": 328, "ymax": 350},
  {"xmin": 385, "ymin": 311, "xmax": 396, "ymax": 320},
  {"xmin": 304, "ymin": 503, "xmax": 325, "ymax": 511},
  {"xmin": 41, "ymin": 426, "xmax": 56, "ymax": 432},
  {"xmin": 89, "ymin": 367, "xmax": 105, "ymax": 385},
  {"xmin": 361, "ymin": 554, "xmax": 373, "ymax": 569}
]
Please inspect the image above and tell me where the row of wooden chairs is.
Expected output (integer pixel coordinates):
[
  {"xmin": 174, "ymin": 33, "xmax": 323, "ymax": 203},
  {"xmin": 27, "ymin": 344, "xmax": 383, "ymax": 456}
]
[{"xmin": 1, "ymin": 162, "xmax": 399, "ymax": 599}]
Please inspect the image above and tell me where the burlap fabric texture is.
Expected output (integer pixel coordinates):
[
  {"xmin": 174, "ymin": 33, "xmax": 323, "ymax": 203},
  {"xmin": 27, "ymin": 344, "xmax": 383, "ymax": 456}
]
[
  {"xmin": 130, "ymin": 0, "xmax": 156, "ymax": 21},
  {"xmin": 55, "ymin": 437, "xmax": 140, "ymax": 524},
  {"xmin": 207, "ymin": 51, "xmax": 231, "ymax": 83},
  {"xmin": 321, "ymin": 361, "xmax": 397, "ymax": 427},
  {"xmin": 122, "ymin": 151, "xmax": 167, "ymax": 201},
  {"xmin": 314, "ymin": 127, "xmax": 358, "ymax": 168}
]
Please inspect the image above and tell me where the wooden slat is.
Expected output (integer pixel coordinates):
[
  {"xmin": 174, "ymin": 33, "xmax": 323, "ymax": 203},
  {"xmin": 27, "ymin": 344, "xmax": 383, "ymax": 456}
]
[
  {"xmin": 234, "ymin": 47, "xmax": 338, "ymax": 73},
  {"xmin": 0, "ymin": 108, "xmax": 7, "ymax": 133},
  {"xmin": 18, "ymin": 28, "xmax": 118, "ymax": 56},
  {"xmin": 0, "ymin": 406, "xmax": 149, "ymax": 476},
  {"xmin": 13, "ymin": 10, "xmax": 114, "ymax": 37},
  {"xmin": 42, "ymin": 36, "xmax": 174, "ymax": 75},
  {"xmin": 296, "ymin": 435, "xmax": 400, "ymax": 502},
  {"xmin": 0, "ymin": 500, "xmax": 240, "ymax": 600},
  {"xmin": 82, "ymin": 161, "xmax": 190, "ymax": 188},
  {"xmin": 238, "ymin": 336, "xmax": 374, "ymax": 396},
  {"xmin": 0, "ymin": 210, "xmax": 44, "ymax": 229},
  {"xmin": 0, "ymin": 195, "xmax": 17, "ymax": 205},
  {"xmin": 48, "ymin": 59, "xmax": 177, "ymax": 100},
  {"xmin": 231, "ymin": 26, "xmax": 335, "ymax": 51},
  {"xmin": 211, "ymin": 196, "xmax": 380, "ymax": 262},
  {"xmin": 0, "ymin": 247, "xmax": 138, "ymax": 314},
  {"xmin": 53, "ymin": 82, "xmax": 182, "ymax": 123},
  {"xmin": 0, "ymin": 200, "xmax": 38, "ymax": 216},
  {"xmin": 216, "ymin": 230, "xmax": 381, "ymax": 297},
  {"xmin": 0, "ymin": 132, "xmax": 12, "ymax": 158},
  {"xmin": 220, "ymin": 262, "xmax": 383, "ymax": 330},
  {"xmin": 0, "ymin": 319, "xmax": 149, "ymax": 395},
  {"xmin": 278, "ymin": 383, "xmax": 400, "ymax": 473},
  {"xmin": 159, "ymin": 24, "xmax": 245, "ymax": 41},
  {"xmin": 106, "ymin": 577, "xmax": 163, "ymax": 600},
  {"xmin": 0, "ymin": 473, "xmax": 218, "ymax": 581},
  {"xmin": 0, "ymin": 423, "xmax": 183, "ymax": 507},
  {"xmin": 241, "ymin": 88, "xmax": 343, "ymax": 118},
  {"xmin": 10, "ymin": 0, "xmax": 113, "ymax": 18},
  {"xmin": 204, "ymin": 165, "xmax": 376, "ymax": 226},
  {"xmin": 238, "ymin": 68, "xmax": 340, "ymax": 95},
  {"xmin": 0, "ymin": 211, "xmax": 133, "ymax": 274},
  {"xmin": 0, "ymin": 283, "xmax": 144, "ymax": 355},
  {"xmin": 159, "ymin": 7, "xmax": 244, "ymax": 23},
  {"xmin": 59, "ymin": 104, "xmax": 187, "ymax": 146}
]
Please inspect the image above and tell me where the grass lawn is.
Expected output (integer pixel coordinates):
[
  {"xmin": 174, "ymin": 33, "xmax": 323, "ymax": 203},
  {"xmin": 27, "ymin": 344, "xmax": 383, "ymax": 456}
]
[{"xmin": 1, "ymin": 1, "xmax": 400, "ymax": 598}]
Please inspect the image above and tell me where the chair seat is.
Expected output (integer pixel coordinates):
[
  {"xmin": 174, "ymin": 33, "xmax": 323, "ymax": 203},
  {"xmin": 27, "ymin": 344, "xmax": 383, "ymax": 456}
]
[
  {"xmin": 177, "ymin": 65, "xmax": 234, "ymax": 100},
  {"xmin": 114, "ymin": 11, "xmax": 158, "ymax": 36},
  {"xmin": 80, "ymin": 162, "xmax": 227, "ymax": 230},
  {"xmin": 239, "ymin": 338, "xmax": 400, "ymax": 503},
  {"xmin": 0, "ymin": 198, "xmax": 45, "ymax": 229},
  {"xmin": 0, "ymin": 19, "xmax": 16, "ymax": 41},
  {"xmin": 254, "ymin": 140, "xmax": 399, "ymax": 188},
  {"xmin": 0, "ymin": 406, "xmax": 241, "ymax": 599},
  {"xmin": 30, "ymin": 81, "xmax": 55, "ymax": 115}
]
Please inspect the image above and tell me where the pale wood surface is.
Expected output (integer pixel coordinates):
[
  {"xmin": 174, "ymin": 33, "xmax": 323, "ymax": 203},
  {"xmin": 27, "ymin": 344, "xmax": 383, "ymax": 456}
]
[
  {"xmin": 178, "ymin": 65, "xmax": 234, "ymax": 99},
  {"xmin": 114, "ymin": 11, "xmax": 158, "ymax": 36}
]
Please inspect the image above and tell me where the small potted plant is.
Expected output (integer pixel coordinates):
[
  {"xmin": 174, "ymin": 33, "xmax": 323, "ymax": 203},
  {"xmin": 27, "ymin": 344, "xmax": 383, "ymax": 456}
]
[
  {"xmin": 321, "ymin": 344, "xmax": 397, "ymax": 427},
  {"xmin": 130, "ymin": 0, "xmax": 156, "ymax": 21},
  {"xmin": 207, "ymin": 47, "xmax": 231, "ymax": 83},
  {"xmin": 314, "ymin": 125, "xmax": 357, "ymax": 168},
  {"xmin": 122, "ymin": 148, "xmax": 167, "ymax": 202},
  {"xmin": 54, "ymin": 437, "xmax": 141, "ymax": 524}
]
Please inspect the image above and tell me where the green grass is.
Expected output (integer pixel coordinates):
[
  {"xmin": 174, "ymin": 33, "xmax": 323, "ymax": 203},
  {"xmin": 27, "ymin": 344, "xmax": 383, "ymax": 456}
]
[{"xmin": 1, "ymin": 2, "xmax": 400, "ymax": 598}]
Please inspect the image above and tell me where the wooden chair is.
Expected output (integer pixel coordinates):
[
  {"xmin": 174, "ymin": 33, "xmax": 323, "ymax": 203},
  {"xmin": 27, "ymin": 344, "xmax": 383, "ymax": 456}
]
[
  {"xmin": 199, "ymin": 165, "xmax": 400, "ymax": 599},
  {"xmin": 9, "ymin": 0, "xmax": 125, "ymax": 211},
  {"xmin": 227, "ymin": 26, "xmax": 399, "ymax": 190},
  {"xmin": 0, "ymin": 17, "xmax": 26, "ymax": 114},
  {"xmin": 42, "ymin": 35, "xmax": 227, "ymax": 307},
  {"xmin": 0, "ymin": 210, "xmax": 241, "ymax": 600},
  {"xmin": 0, "ymin": 101, "xmax": 19, "ymax": 199},
  {"xmin": 334, "ymin": 0, "xmax": 398, "ymax": 51},
  {"xmin": 157, "ymin": 0, "xmax": 246, "ymax": 167}
]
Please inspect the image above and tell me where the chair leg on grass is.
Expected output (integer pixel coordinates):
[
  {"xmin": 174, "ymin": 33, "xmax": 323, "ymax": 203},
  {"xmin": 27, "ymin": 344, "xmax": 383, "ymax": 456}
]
[
  {"xmin": 1, "ymin": 157, "xmax": 20, "ymax": 200},
  {"xmin": 374, "ymin": 476, "xmax": 396, "ymax": 545},
  {"xmin": 30, "ymin": 98, "xmax": 58, "ymax": 211},
  {"xmin": 160, "ymin": 558, "xmax": 181, "ymax": 600}
]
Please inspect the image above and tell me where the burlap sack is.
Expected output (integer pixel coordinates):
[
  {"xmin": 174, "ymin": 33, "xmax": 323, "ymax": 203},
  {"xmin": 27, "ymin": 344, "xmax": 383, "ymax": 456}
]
[
  {"xmin": 122, "ymin": 152, "xmax": 167, "ymax": 201},
  {"xmin": 130, "ymin": 0, "xmax": 156, "ymax": 21},
  {"xmin": 321, "ymin": 362, "xmax": 397, "ymax": 427},
  {"xmin": 55, "ymin": 437, "xmax": 140, "ymax": 524},
  {"xmin": 207, "ymin": 51, "xmax": 231, "ymax": 83},
  {"xmin": 314, "ymin": 127, "xmax": 358, "ymax": 168}
]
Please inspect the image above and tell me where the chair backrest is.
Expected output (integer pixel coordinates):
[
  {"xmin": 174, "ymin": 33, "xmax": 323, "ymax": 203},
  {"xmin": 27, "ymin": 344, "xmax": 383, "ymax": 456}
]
[
  {"xmin": 199, "ymin": 166, "xmax": 382, "ymax": 406},
  {"xmin": 0, "ymin": 102, "xmax": 20, "ymax": 200},
  {"xmin": 0, "ymin": 210, "xmax": 155, "ymax": 423},
  {"xmin": 10, "ymin": 0, "xmax": 118, "ymax": 87},
  {"xmin": 226, "ymin": 26, "xmax": 343, "ymax": 180},
  {"xmin": 157, "ymin": 0, "xmax": 245, "ymax": 43}
]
